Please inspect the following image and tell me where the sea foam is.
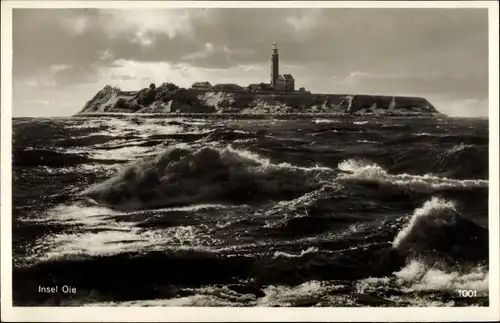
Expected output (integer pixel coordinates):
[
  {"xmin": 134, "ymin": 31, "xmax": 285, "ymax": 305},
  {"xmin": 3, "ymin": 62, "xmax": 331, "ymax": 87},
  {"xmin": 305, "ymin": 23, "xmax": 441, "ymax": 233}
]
[
  {"xmin": 392, "ymin": 197, "xmax": 456, "ymax": 248},
  {"xmin": 82, "ymin": 145, "xmax": 333, "ymax": 211},
  {"xmin": 337, "ymin": 159, "xmax": 488, "ymax": 192},
  {"xmin": 394, "ymin": 260, "xmax": 489, "ymax": 294}
]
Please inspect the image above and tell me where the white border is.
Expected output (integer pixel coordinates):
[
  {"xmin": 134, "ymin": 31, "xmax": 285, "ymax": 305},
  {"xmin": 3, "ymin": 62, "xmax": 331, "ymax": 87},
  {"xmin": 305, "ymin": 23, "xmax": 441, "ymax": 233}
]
[{"xmin": 1, "ymin": 1, "xmax": 499, "ymax": 322}]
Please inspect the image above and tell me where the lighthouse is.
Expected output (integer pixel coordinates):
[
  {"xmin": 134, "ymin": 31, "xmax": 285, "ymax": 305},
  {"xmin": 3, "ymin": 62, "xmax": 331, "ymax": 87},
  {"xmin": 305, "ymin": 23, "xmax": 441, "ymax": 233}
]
[{"xmin": 270, "ymin": 42, "xmax": 279, "ymax": 87}]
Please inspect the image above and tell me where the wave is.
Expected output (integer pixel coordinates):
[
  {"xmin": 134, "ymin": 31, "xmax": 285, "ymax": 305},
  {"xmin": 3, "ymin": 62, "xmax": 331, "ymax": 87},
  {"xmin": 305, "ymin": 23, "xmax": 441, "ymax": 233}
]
[
  {"xmin": 356, "ymin": 140, "xmax": 380, "ymax": 144},
  {"xmin": 35, "ymin": 164, "xmax": 118, "ymax": 175},
  {"xmin": 357, "ymin": 259, "xmax": 488, "ymax": 298},
  {"xmin": 313, "ymin": 119, "xmax": 339, "ymax": 124},
  {"xmin": 392, "ymin": 197, "xmax": 454, "ymax": 248},
  {"xmin": 82, "ymin": 145, "xmax": 334, "ymax": 211},
  {"xmin": 258, "ymin": 281, "xmax": 330, "ymax": 307},
  {"xmin": 446, "ymin": 143, "xmax": 475, "ymax": 154},
  {"xmin": 68, "ymin": 117, "xmax": 208, "ymax": 139},
  {"xmin": 200, "ymin": 129, "xmax": 258, "ymax": 143},
  {"xmin": 13, "ymin": 149, "xmax": 92, "ymax": 167},
  {"xmin": 435, "ymin": 143, "xmax": 488, "ymax": 179},
  {"xmin": 337, "ymin": 159, "xmax": 488, "ymax": 192},
  {"xmin": 273, "ymin": 246, "xmax": 319, "ymax": 259},
  {"xmin": 394, "ymin": 260, "xmax": 488, "ymax": 294},
  {"xmin": 29, "ymin": 223, "xmax": 216, "ymax": 264},
  {"xmin": 391, "ymin": 197, "xmax": 488, "ymax": 263}
]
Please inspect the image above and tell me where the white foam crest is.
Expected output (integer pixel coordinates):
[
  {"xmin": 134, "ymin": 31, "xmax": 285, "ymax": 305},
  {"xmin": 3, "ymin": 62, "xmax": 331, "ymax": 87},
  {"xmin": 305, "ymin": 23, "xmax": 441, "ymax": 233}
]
[
  {"xmin": 356, "ymin": 140, "xmax": 380, "ymax": 144},
  {"xmin": 34, "ymin": 220, "xmax": 216, "ymax": 261},
  {"xmin": 262, "ymin": 185, "xmax": 342, "ymax": 222},
  {"xmin": 91, "ymin": 145, "xmax": 158, "ymax": 161},
  {"xmin": 60, "ymin": 145, "xmax": 158, "ymax": 161},
  {"xmin": 87, "ymin": 286, "xmax": 256, "ymax": 307},
  {"xmin": 133, "ymin": 123, "xmax": 185, "ymax": 138},
  {"xmin": 395, "ymin": 260, "xmax": 489, "ymax": 294},
  {"xmin": 38, "ymin": 164, "xmax": 117, "ymax": 174},
  {"xmin": 137, "ymin": 203, "xmax": 232, "ymax": 214},
  {"xmin": 224, "ymin": 145, "xmax": 333, "ymax": 173},
  {"xmin": 313, "ymin": 119, "xmax": 339, "ymax": 124},
  {"xmin": 391, "ymin": 297, "xmax": 457, "ymax": 307},
  {"xmin": 223, "ymin": 145, "xmax": 271, "ymax": 166},
  {"xmin": 447, "ymin": 143, "xmax": 475, "ymax": 154},
  {"xmin": 103, "ymin": 118, "xmax": 138, "ymax": 134},
  {"xmin": 133, "ymin": 118, "xmax": 210, "ymax": 136},
  {"xmin": 392, "ymin": 197, "xmax": 456, "ymax": 248},
  {"xmin": 166, "ymin": 117, "xmax": 208, "ymax": 126},
  {"xmin": 355, "ymin": 277, "xmax": 391, "ymax": 294},
  {"xmin": 337, "ymin": 159, "xmax": 488, "ymax": 191},
  {"xmin": 74, "ymin": 118, "xmax": 192, "ymax": 138},
  {"xmin": 257, "ymin": 281, "xmax": 334, "ymax": 306},
  {"xmin": 273, "ymin": 246, "xmax": 319, "ymax": 258},
  {"xmin": 43, "ymin": 204, "xmax": 121, "ymax": 226},
  {"xmin": 356, "ymin": 260, "xmax": 488, "ymax": 298},
  {"xmin": 65, "ymin": 119, "xmax": 108, "ymax": 129},
  {"xmin": 93, "ymin": 138, "xmax": 148, "ymax": 148},
  {"xmin": 270, "ymin": 189, "xmax": 321, "ymax": 211},
  {"xmin": 82, "ymin": 144, "xmax": 333, "ymax": 211},
  {"xmin": 353, "ymin": 121, "xmax": 369, "ymax": 125},
  {"xmin": 35, "ymin": 229, "xmax": 147, "ymax": 261}
]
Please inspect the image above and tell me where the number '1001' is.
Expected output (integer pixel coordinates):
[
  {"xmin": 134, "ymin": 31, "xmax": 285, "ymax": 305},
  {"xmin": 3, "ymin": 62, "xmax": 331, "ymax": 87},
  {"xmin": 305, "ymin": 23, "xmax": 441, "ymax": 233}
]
[{"xmin": 458, "ymin": 290, "xmax": 477, "ymax": 297}]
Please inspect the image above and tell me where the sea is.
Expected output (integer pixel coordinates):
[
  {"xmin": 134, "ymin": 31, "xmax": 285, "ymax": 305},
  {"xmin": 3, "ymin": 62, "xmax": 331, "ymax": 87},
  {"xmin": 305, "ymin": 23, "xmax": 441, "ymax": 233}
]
[{"xmin": 12, "ymin": 115, "xmax": 489, "ymax": 307}]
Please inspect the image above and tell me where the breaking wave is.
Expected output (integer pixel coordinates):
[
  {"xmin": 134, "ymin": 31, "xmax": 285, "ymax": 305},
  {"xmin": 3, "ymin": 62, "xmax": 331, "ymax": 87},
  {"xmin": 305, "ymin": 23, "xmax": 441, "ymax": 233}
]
[
  {"xmin": 357, "ymin": 259, "xmax": 489, "ymax": 298},
  {"xmin": 83, "ymin": 146, "xmax": 335, "ymax": 211},
  {"xmin": 394, "ymin": 260, "xmax": 489, "ymax": 294},
  {"xmin": 393, "ymin": 197, "xmax": 487, "ymax": 260},
  {"xmin": 337, "ymin": 159, "xmax": 488, "ymax": 192},
  {"xmin": 12, "ymin": 116, "xmax": 489, "ymax": 307},
  {"xmin": 392, "ymin": 197, "xmax": 455, "ymax": 248}
]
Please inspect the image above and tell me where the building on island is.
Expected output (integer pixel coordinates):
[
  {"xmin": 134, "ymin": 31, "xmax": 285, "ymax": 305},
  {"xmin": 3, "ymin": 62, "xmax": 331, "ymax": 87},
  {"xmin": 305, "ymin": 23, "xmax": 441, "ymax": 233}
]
[
  {"xmin": 191, "ymin": 81, "xmax": 212, "ymax": 89},
  {"xmin": 276, "ymin": 74, "xmax": 295, "ymax": 92},
  {"xmin": 270, "ymin": 43, "xmax": 280, "ymax": 88},
  {"xmin": 270, "ymin": 43, "xmax": 295, "ymax": 92},
  {"xmin": 189, "ymin": 43, "xmax": 300, "ymax": 94}
]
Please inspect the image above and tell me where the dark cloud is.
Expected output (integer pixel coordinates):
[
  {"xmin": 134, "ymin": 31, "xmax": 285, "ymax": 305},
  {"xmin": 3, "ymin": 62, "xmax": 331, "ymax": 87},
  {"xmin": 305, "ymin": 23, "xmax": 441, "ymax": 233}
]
[{"xmin": 12, "ymin": 7, "xmax": 489, "ymax": 116}]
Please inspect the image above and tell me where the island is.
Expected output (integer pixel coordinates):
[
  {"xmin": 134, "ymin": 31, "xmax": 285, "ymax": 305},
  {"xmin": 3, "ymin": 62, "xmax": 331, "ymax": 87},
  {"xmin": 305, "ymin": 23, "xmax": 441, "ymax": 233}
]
[{"xmin": 78, "ymin": 43, "xmax": 442, "ymax": 116}]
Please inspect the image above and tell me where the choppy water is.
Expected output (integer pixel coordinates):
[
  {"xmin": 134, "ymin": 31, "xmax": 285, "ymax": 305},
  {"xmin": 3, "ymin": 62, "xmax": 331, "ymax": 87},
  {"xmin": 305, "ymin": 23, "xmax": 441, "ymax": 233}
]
[{"xmin": 12, "ymin": 115, "xmax": 489, "ymax": 306}]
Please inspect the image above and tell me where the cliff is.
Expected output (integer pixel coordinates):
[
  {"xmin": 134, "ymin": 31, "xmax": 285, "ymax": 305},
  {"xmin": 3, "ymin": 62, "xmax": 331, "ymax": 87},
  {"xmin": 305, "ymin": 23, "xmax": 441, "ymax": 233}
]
[{"xmin": 78, "ymin": 83, "xmax": 442, "ymax": 116}]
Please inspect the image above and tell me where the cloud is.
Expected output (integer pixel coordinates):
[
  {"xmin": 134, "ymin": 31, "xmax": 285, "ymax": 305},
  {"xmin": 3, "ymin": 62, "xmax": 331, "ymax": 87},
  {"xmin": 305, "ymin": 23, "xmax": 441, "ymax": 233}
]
[
  {"xmin": 182, "ymin": 42, "xmax": 215, "ymax": 60},
  {"xmin": 99, "ymin": 49, "xmax": 114, "ymax": 61},
  {"xmin": 285, "ymin": 9, "xmax": 322, "ymax": 39},
  {"xmin": 12, "ymin": 8, "xmax": 489, "ymax": 117},
  {"xmin": 428, "ymin": 96, "xmax": 489, "ymax": 118},
  {"xmin": 93, "ymin": 59, "xmax": 268, "ymax": 90},
  {"xmin": 96, "ymin": 9, "xmax": 211, "ymax": 45},
  {"xmin": 25, "ymin": 99, "xmax": 52, "ymax": 106},
  {"xmin": 15, "ymin": 64, "xmax": 73, "ymax": 89},
  {"xmin": 237, "ymin": 64, "xmax": 262, "ymax": 72},
  {"xmin": 48, "ymin": 64, "xmax": 73, "ymax": 75},
  {"xmin": 348, "ymin": 71, "xmax": 372, "ymax": 78},
  {"xmin": 63, "ymin": 14, "xmax": 91, "ymax": 34}
]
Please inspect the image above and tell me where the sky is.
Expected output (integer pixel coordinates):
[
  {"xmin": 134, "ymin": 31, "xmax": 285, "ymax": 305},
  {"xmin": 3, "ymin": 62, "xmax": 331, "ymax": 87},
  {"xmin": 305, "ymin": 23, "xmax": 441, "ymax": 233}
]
[{"xmin": 12, "ymin": 7, "xmax": 489, "ymax": 117}]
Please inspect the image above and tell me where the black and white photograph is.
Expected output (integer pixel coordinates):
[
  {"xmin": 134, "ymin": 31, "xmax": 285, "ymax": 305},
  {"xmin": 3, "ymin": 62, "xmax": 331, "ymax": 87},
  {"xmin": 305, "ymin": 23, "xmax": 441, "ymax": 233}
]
[{"xmin": 1, "ymin": 1, "xmax": 499, "ymax": 321}]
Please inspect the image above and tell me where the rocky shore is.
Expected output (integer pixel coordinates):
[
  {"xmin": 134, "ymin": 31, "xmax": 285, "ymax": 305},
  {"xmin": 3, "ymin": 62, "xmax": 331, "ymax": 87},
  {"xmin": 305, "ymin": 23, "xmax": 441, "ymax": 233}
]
[{"xmin": 78, "ymin": 83, "xmax": 442, "ymax": 116}]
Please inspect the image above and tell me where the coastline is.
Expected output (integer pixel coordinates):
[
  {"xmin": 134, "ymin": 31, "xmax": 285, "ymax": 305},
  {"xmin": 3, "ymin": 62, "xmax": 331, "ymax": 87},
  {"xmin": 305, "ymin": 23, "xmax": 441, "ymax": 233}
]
[
  {"xmin": 76, "ymin": 84, "xmax": 444, "ymax": 117},
  {"xmin": 75, "ymin": 112, "xmax": 446, "ymax": 119}
]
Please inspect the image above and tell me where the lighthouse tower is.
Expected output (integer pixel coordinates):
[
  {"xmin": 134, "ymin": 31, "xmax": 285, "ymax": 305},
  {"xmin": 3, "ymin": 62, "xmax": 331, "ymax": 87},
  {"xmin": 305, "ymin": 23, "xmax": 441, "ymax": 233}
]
[{"xmin": 270, "ymin": 42, "xmax": 279, "ymax": 87}]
